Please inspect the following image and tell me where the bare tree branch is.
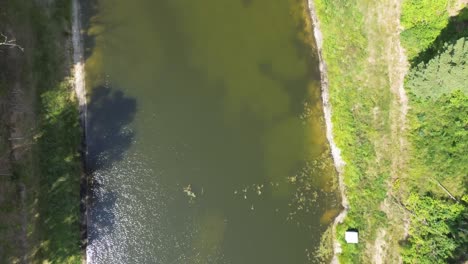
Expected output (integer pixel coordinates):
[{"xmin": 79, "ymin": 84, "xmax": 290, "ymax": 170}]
[
  {"xmin": 390, "ymin": 194, "xmax": 415, "ymax": 216},
  {"xmin": 431, "ymin": 178, "xmax": 458, "ymax": 202},
  {"xmin": 0, "ymin": 33, "xmax": 24, "ymax": 52}
]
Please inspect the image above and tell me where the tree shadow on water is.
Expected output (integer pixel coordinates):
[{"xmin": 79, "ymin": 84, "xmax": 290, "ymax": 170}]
[
  {"xmin": 86, "ymin": 180, "xmax": 119, "ymax": 245},
  {"xmin": 86, "ymin": 85, "xmax": 137, "ymax": 173},
  {"xmin": 85, "ymin": 85, "xmax": 137, "ymax": 245}
]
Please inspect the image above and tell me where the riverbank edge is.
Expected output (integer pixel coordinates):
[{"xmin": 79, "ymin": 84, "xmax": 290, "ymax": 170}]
[
  {"xmin": 71, "ymin": 0, "xmax": 89, "ymax": 263},
  {"xmin": 305, "ymin": 0, "xmax": 348, "ymax": 262}
]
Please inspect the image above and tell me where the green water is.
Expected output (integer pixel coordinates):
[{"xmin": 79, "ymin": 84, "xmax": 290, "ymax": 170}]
[{"xmin": 84, "ymin": 0, "xmax": 339, "ymax": 263}]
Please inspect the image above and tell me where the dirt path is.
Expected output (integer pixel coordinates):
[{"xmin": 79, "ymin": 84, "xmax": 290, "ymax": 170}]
[
  {"xmin": 373, "ymin": 229, "xmax": 387, "ymax": 264},
  {"xmin": 449, "ymin": 0, "xmax": 468, "ymax": 16},
  {"xmin": 364, "ymin": 0, "xmax": 410, "ymax": 262}
]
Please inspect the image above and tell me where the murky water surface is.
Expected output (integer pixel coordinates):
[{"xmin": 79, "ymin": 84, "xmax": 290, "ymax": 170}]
[{"xmin": 84, "ymin": 0, "xmax": 339, "ymax": 263}]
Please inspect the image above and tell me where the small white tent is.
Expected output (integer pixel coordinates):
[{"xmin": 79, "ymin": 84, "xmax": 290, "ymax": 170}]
[{"xmin": 345, "ymin": 231, "xmax": 359, "ymax": 244}]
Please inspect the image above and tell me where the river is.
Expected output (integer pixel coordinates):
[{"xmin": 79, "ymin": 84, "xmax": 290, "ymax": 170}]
[{"xmin": 82, "ymin": 0, "xmax": 340, "ymax": 263}]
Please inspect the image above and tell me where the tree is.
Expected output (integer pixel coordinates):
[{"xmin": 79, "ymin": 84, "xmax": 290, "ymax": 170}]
[
  {"xmin": 411, "ymin": 91, "xmax": 468, "ymax": 187},
  {"xmin": 402, "ymin": 194, "xmax": 465, "ymax": 264},
  {"xmin": 406, "ymin": 37, "xmax": 468, "ymax": 99}
]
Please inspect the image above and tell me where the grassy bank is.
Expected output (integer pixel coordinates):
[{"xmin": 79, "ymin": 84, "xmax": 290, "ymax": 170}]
[
  {"xmin": 313, "ymin": 0, "xmax": 401, "ymax": 261},
  {"xmin": 399, "ymin": 2, "xmax": 467, "ymax": 262},
  {"xmin": 0, "ymin": 0, "xmax": 82, "ymax": 263}
]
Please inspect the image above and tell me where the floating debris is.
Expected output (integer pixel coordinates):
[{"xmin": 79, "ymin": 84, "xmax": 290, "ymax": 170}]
[
  {"xmin": 256, "ymin": 184, "xmax": 263, "ymax": 195},
  {"xmin": 183, "ymin": 184, "xmax": 196, "ymax": 200},
  {"xmin": 283, "ymin": 159, "xmax": 329, "ymax": 222},
  {"xmin": 287, "ymin": 175, "xmax": 297, "ymax": 183},
  {"xmin": 234, "ymin": 182, "xmax": 268, "ymax": 199}
]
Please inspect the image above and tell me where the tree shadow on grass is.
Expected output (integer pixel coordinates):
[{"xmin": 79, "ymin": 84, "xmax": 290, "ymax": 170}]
[{"xmin": 411, "ymin": 7, "xmax": 468, "ymax": 67}]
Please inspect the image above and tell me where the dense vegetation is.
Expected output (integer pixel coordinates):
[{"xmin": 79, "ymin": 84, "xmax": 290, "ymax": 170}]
[
  {"xmin": 402, "ymin": 194, "xmax": 467, "ymax": 263},
  {"xmin": 0, "ymin": 0, "xmax": 82, "ymax": 263},
  {"xmin": 37, "ymin": 81, "xmax": 82, "ymax": 263},
  {"xmin": 409, "ymin": 91, "xmax": 467, "ymax": 192},
  {"xmin": 401, "ymin": 4, "xmax": 468, "ymax": 262}
]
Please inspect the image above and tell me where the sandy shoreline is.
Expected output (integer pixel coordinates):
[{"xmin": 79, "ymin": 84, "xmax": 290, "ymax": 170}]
[
  {"xmin": 71, "ymin": 0, "xmax": 88, "ymax": 263},
  {"xmin": 306, "ymin": 1, "xmax": 349, "ymax": 263},
  {"xmin": 72, "ymin": 0, "xmax": 87, "ymax": 121}
]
